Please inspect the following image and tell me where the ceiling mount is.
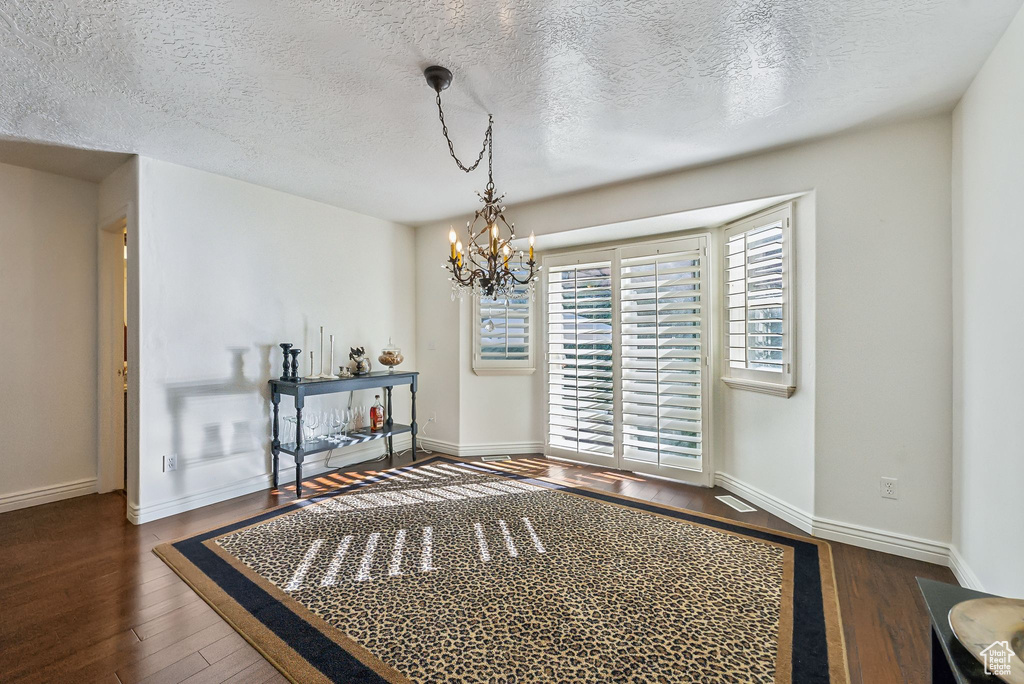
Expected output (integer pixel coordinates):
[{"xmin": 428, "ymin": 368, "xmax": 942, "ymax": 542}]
[{"xmin": 424, "ymin": 65, "xmax": 453, "ymax": 93}]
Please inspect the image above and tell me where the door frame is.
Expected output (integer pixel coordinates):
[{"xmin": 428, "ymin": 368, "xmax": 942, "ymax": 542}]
[
  {"xmin": 96, "ymin": 205, "xmax": 138, "ymax": 502},
  {"xmin": 541, "ymin": 231, "xmax": 716, "ymax": 487}
]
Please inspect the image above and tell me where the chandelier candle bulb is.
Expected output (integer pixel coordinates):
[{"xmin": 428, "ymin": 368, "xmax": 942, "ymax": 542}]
[{"xmin": 529, "ymin": 232, "xmax": 535, "ymax": 261}]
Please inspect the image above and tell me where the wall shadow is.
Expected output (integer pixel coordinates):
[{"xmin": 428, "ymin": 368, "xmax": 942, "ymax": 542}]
[{"xmin": 163, "ymin": 345, "xmax": 273, "ymax": 470}]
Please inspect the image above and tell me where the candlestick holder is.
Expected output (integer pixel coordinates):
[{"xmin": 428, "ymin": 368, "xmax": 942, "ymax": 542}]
[
  {"xmin": 279, "ymin": 343, "xmax": 293, "ymax": 381},
  {"xmin": 305, "ymin": 350, "xmax": 319, "ymax": 380},
  {"xmin": 321, "ymin": 333, "xmax": 339, "ymax": 379},
  {"xmin": 288, "ymin": 348, "xmax": 301, "ymax": 380}
]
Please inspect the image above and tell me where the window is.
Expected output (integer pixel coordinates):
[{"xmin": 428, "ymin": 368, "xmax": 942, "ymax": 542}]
[
  {"xmin": 472, "ymin": 282, "xmax": 535, "ymax": 374},
  {"xmin": 544, "ymin": 237, "xmax": 710, "ymax": 485},
  {"xmin": 722, "ymin": 204, "xmax": 795, "ymax": 397}
]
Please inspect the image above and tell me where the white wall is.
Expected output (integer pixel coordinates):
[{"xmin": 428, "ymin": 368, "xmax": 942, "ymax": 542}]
[
  {"xmin": 413, "ymin": 225, "xmax": 462, "ymax": 449},
  {"xmin": 132, "ymin": 158, "xmax": 417, "ymax": 523},
  {"xmin": 414, "ymin": 222, "xmax": 543, "ymax": 455},
  {"xmin": 952, "ymin": 4, "xmax": 1024, "ymax": 598},
  {"xmin": 417, "ymin": 114, "xmax": 953, "ymax": 552},
  {"xmin": 0, "ymin": 162, "xmax": 100, "ymax": 511},
  {"xmin": 718, "ymin": 196, "xmax": 816, "ymax": 520}
]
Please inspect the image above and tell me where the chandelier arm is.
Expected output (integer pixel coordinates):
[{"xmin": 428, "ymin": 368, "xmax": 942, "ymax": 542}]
[
  {"xmin": 447, "ymin": 258, "xmax": 489, "ymax": 286},
  {"xmin": 508, "ymin": 265, "xmax": 538, "ymax": 286}
]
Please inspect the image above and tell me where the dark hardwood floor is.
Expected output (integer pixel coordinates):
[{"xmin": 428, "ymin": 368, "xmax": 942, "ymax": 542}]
[{"xmin": 0, "ymin": 453, "xmax": 956, "ymax": 683}]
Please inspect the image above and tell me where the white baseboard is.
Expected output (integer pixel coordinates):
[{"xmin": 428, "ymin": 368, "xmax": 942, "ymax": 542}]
[
  {"xmin": 0, "ymin": 477, "xmax": 98, "ymax": 514},
  {"xmin": 715, "ymin": 471, "xmax": 969, "ymax": 574},
  {"xmin": 809, "ymin": 516, "xmax": 951, "ymax": 566},
  {"xmin": 128, "ymin": 437, "xmax": 410, "ymax": 525},
  {"xmin": 417, "ymin": 438, "xmax": 543, "ymax": 458},
  {"xmin": 947, "ymin": 545, "xmax": 984, "ymax": 591},
  {"xmin": 714, "ymin": 472, "xmax": 813, "ymax": 534}
]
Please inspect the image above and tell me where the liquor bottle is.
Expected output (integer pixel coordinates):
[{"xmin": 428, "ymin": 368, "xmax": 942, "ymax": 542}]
[{"xmin": 370, "ymin": 395, "xmax": 384, "ymax": 431}]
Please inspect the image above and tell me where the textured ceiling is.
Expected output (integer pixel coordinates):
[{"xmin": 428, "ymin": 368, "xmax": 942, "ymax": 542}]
[{"xmin": 1, "ymin": 1, "xmax": 1020, "ymax": 224}]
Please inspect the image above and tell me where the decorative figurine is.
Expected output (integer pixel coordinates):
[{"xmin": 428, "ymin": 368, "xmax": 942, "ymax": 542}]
[
  {"xmin": 338, "ymin": 366, "xmax": 353, "ymax": 378},
  {"xmin": 288, "ymin": 348, "xmax": 301, "ymax": 380},
  {"xmin": 378, "ymin": 338, "xmax": 404, "ymax": 372},
  {"xmin": 349, "ymin": 347, "xmax": 372, "ymax": 375},
  {"xmin": 279, "ymin": 343, "xmax": 293, "ymax": 381}
]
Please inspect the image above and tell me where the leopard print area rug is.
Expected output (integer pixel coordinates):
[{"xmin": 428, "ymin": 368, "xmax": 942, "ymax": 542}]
[{"xmin": 155, "ymin": 456, "xmax": 848, "ymax": 683}]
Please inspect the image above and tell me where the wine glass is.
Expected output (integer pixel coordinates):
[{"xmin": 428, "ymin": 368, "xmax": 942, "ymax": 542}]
[
  {"xmin": 330, "ymin": 408, "xmax": 342, "ymax": 442},
  {"xmin": 304, "ymin": 412, "xmax": 320, "ymax": 442},
  {"xmin": 282, "ymin": 416, "xmax": 296, "ymax": 444},
  {"xmin": 342, "ymin": 408, "xmax": 352, "ymax": 438}
]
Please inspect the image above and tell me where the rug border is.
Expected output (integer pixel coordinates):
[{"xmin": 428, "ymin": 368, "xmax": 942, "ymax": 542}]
[{"xmin": 154, "ymin": 454, "xmax": 850, "ymax": 684}]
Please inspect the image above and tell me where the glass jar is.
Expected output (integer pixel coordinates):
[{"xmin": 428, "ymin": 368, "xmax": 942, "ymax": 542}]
[{"xmin": 378, "ymin": 338, "xmax": 404, "ymax": 372}]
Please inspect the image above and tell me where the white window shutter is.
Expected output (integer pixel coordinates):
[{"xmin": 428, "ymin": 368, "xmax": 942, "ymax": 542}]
[
  {"xmin": 472, "ymin": 282, "xmax": 535, "ymax": 375},
  {"xmin": 619, "ymin": 241, "xmax": 706, "ymax": 470},
  {"xmin": 545, "ymin": 257, "xmax": 615, "ymax": 458},
  {"xmin": 723, "ymin": 204, "xmax": 795, "ymax": 396}
]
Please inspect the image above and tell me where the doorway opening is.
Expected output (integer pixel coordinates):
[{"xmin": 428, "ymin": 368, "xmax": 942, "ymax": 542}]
[{"xmin": 98, "ymin": 216, "xmax": 130, "ymax": 499}]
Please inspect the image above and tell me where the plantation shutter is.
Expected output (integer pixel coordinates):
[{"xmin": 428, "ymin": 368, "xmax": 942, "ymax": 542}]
[
  {"xmin": 723, "ymin": 204, "xmax": 795, "ymax": 395},
  {"xmin": 619, "ymin": 238, "xmax": 706, "ymax": 471},
  {"xmin": 473, "ymin": 282, "xmax": 534, "ymax": 374},
  {"xmin": 545, "ymin": 254, "xmax": 615, "ymax": 459}
]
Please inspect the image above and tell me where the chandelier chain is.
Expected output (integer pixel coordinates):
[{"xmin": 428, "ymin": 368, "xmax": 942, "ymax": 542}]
[{"xmin": 435, "ymin": 90, "xmax": 493, "ymax": 180}]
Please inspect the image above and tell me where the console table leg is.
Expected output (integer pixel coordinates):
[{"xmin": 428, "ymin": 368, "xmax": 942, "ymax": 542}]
[
  {"xmin": 385, "ymin": 386, "xmax": 394, "ymax": 458},
  {"xmin": 295, "ymin": 395, "xmax": 304, "ymax": 498},
  {"xmin": 410, "ymin": 384, "xmax": 417, "ymax": 462},
  {"xmin": 271, "ymin": 392, "xmax": 281, "ymax": 489}
]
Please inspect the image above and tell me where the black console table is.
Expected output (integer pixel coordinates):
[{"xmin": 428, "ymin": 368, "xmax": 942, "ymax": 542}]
[
  {"xmin": 917, "ymin": 577, "xmax": 1003, "ymax": 683},
  {"xmin": 269, "ymin": 370, "xmax": 418, "ymax": 498}
]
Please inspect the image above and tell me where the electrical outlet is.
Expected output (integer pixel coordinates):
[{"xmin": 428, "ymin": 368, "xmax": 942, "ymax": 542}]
[
  {"xmin": 880, "ymin": 477, "xmax": 898, "ymax": 499},
  {"xmin": 164, "ymin": 454, "xmax": 178, "ymax": 472}
]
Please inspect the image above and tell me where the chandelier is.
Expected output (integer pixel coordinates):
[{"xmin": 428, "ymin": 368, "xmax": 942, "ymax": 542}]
[{"xmin": 424, "ymin": 65, "xmax": 539, "ymax": 301}]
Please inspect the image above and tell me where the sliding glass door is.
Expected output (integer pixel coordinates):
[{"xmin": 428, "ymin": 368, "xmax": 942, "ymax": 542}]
[{"xmin": 544, "ymin": 237, "xmax": 711, "ymax": 485}]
